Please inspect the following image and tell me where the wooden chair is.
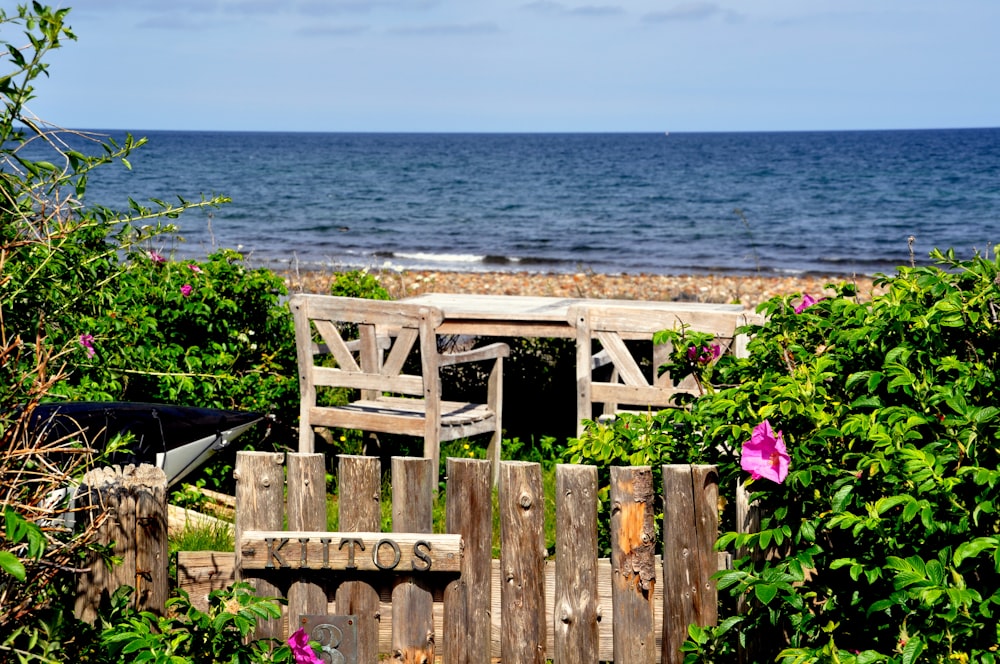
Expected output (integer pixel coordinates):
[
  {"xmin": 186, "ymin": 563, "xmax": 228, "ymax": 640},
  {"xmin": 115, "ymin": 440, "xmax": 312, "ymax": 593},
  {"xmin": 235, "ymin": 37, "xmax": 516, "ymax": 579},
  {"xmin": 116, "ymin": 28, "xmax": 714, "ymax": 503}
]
[
  {"xmin": 290, "ymin": 294, "xmax": 509, "ymax": 485},
  {"xmin": 568, "ymin": 303, "xmax": 758, "ymax": 437}
]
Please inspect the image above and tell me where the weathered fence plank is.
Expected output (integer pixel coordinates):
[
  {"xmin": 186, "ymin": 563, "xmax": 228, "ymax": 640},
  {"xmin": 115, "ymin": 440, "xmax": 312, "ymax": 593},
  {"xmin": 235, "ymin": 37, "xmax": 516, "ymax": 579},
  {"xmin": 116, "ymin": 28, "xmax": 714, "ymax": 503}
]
[
  {"xmin": 443, "ymin": 458, "xmax": 493, "ymax": 664},
  {"xmin": 235, "ymin": 451, "xmax": 286, "ymax": 639},
  {"xmin": 610, "ymin": 465, "xmax": 657, "ymax": 664},
  {"xmin": 335, "ymin": 454, "xmax": 382, "ymax": 664},
  {"xmin": 175, "ymin": 550, "xmax": 235, "ymax": 613},
  {"xmin": 391, "ymin": 456, "xmax": 436, "ymax": 662},
  {"xmin": 75, "ymin": 464, "xmax": 168, "ymax": 622},
  {"xmin": 499, "ymin": 460, "xmax": 547, "ymax": 664},
  {"xmin": 555, "ymin": 464, "xmax": 601, "ymax": 662},
  {"xmin": 287, "ymin": 453, "xmax": 328, "ymax": 625},
  {"xmin": 661, "ymin": 464, "xmax": 719, "ymax": 664}
]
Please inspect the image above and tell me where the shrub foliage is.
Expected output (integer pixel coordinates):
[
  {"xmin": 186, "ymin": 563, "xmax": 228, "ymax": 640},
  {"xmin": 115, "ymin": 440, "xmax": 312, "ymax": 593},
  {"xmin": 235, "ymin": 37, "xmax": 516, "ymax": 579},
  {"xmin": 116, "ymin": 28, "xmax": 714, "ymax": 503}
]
[
  {"xmin": 1, "ymin": 3, "xmax": 296, "ymax": 658},
  {"xmin": 570, "ymin": 249, "xmax": 1000, "ymax": 662}
]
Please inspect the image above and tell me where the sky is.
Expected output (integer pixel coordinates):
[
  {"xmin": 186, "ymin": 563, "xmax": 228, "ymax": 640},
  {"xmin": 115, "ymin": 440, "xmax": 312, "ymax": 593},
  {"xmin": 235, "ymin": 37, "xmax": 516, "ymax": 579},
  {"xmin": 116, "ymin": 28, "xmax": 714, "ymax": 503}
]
[{"xmin": 18, "ymin": 0, "xmax": 1000, "ymax": 133}]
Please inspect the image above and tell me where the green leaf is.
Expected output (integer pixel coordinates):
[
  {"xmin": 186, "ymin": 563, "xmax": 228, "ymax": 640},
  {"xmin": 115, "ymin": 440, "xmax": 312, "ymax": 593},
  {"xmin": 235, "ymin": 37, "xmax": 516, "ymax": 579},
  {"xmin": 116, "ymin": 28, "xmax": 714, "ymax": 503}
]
[
  {"xmin": 830, "ymin": 484, "xmax": 853, "ymax": 511},
  {"xmin": 0, "ymin": 551, "xmax": 26, "ymax": 582},
  {"xmin": 900, "ymin": 635, "xmax": 925, "ymax": 664},
  {"xmin": 954, "ymin": 537, "xmax": 998, "ymax": 565},
  {"xmin": 754, "ymin": 583, "xmax": 779, "ymax": 605}
]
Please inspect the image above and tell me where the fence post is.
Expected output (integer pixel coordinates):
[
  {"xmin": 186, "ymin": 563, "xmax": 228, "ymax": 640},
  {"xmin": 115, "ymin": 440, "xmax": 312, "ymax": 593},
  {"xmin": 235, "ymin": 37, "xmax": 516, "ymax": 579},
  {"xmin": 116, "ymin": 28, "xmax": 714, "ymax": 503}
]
[
  {"xmin": 335, "ymin": 454, "xmax": 382, "ymax": 664},
  {"xmin": 499, "ymin": 460, "xmax": 546, "ymax": 664},
  {"xmin": 74, "ymin": 464, "xmax": 168, "ymax": 623},
  {"xmin": 443, "ymin": 458, "xmax": 493, "ymax": 664},
  {"xmin": 661, "ymin": 464, "xmax": 719, "ymax": 664},
  {"xmin": 287, "ymin": 453, "xmax": 328, "ymax": 627},
  {"xmin": 610, "ymin": 465, "xmax": 657, "ymax": 664},
  {"xmin": 390, "ymin": 456, "xmax": 436, "ymax": 662},
  {"xmin": 554, "ymin": 464, "xmax": 600, "ymax": 662},
  {"xmin": 234, "ymin": 450, "xmax": 286, "ymax": 639}
]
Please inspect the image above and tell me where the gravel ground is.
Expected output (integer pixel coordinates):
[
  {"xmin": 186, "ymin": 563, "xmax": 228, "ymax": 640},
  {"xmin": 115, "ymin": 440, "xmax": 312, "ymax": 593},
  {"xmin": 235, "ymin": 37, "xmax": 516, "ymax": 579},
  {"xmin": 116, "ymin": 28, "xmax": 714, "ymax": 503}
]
[{"xmin": 280, "ymin": 268, "xmax": 883, "ymax": 310}]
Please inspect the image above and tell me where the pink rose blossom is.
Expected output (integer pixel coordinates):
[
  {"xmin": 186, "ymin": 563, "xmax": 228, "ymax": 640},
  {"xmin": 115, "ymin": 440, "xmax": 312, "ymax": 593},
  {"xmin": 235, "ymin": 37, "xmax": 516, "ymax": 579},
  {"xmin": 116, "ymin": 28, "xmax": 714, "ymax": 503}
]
[
  {"xmin": 148, "ymin": 250, "xmax": 165, "ymax": 263},
  {"xmin": 741, "ymin": 420, "xmax": 790, "ymax": 483},
  {"xmin": 180, "ymin": 284, "xmax": 193, "ymax": 297},
  {"xmin": 687, "ymin": 343, "xmax": 722, "ymax": 364},
  {"xmin": 794, "ymin": 293, "xmax": 819, "ymax": 314},
  {"xmin": 79, "ymin": 334, "xmax": 95, "ymax": 359},
  {"xmin": 288, "ymin": 628, "xmax": 322, "ymax": 664},
  {"xmin": 187, "ymin": 264, "xmax": 202, "ymax": 273}
]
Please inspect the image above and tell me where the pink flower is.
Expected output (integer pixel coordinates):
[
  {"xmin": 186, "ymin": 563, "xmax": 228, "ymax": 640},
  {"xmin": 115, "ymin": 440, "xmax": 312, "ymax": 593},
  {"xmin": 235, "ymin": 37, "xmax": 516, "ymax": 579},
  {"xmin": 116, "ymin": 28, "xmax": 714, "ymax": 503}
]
[
  {"xmin": 180, "ymin": 284, "xmax": 193, "ymax": 297},
  {"xmin": 288, "ymin": 628, "xmax": 322, "ymax": 664},
  {"xmin": 79, "ymin": 334, "xmax": 95, "ymax": 359},
  {"xmin": 187, "ymin": 264, "xmax": 202, "ymax": 273},
  {"xmin": 741, "ymin": 420, "xmax": 790, "ymax": 483},
  {"xmin": 794, "ymin": 293, "xmax": 818, "ymax": 314},
  {"xmin": 148, "ymin": 250, "xmax": 165, "ymax": 263},
  {"xmin": 687, "ymin": 343, "xmax": 721, "ymax": 364}
]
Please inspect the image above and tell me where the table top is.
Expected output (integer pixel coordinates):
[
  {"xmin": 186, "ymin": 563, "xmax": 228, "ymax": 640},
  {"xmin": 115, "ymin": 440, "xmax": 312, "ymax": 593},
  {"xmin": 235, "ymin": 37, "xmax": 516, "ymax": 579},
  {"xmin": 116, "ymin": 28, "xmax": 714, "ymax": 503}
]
[{"xmin": 402, "ymin": 292, "xmax": 745, "ymax": 337}]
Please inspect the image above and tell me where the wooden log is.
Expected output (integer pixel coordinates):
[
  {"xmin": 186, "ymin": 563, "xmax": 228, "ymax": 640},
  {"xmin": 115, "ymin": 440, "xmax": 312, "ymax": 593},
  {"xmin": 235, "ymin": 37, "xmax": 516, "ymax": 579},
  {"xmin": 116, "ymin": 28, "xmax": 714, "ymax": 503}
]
[
  {"xmin": 554, "ymin": 464, "xmax": 600, "ymax": 662},
  {"xmin": 499, "ymin": 461, "xmax": 546, "ymax": 664},
  {"xmin": 661, "ymin": 464, "xmax": 719, "ymax": 664},
  {"xmin": 167, "ymin": 504, "xmax": 233, "ymax": 538},
  {"xmin": 335, "ymin": 454, "xmax": 382, "ymax": 664},
  {"xmin": 391, "ymin": 457, "xmax": 436, "ymax": 663},
  {"xmin": 135, "ymin": 467, "xmax": 169, "ymax": 615},
  {"xmin": 287, "ymin": 453, "xmax": 329, "ymax": 626},
  {"xmin": 74, "ymin": 464, "xmax": 168, "ymax": 622},
  {"xmin": 234, "ymin": 451, "xmax": 286, "ymax": 639},
  {"xmin": 610, "ymin": 465, "xmax": 657, "ymax": 664},
  {"xmin": 443, "ymin": 458, "xmax": 493, "ymax": 664}
]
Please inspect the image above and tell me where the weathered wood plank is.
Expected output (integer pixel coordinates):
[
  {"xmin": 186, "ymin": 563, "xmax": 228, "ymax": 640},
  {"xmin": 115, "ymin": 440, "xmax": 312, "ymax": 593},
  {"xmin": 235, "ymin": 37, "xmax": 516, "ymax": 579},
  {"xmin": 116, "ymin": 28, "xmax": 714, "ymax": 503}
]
[
  {"xmin": 610, "ymin": 465, "xmax": 657, "ymax": 664},
  {"xmin": 234, "ymin": 451, "xmax": 286, "ymax": 639},
  {"xmin": 135, "ymin": 467, "xmax": 169, "ymax": 615},
  {"xmin": 555, "ymin": 464, "xmax": 600, "ymax": 662},
  {"xmin": 661, "ymin": 464, "xmax": 719, "ymax": 664},
  {"xmin": 443, "ymin": 458, "xmax": 493, "ymax": 664},
  {"xmin": 391, "ymin": 457, "xmax": 437, "ymax": 662},
  {"xmin": 335, "ymin": 455, "xmax": 382, "ymax": 664},
  {"xmin": 499, "ymin": 461, "xmax": 547, "ymax": 664},
  {"xmin": 239, "ymin": 532, "xmax": 461, "ymax": 572},
  {"xmin": 287, "ymin": 453, "xmax": 329, "ymax": 625},
  {"xmin": 175, "ymin": 550, "xmax": 236, "ymax": 613},
  {"xmin": 75, "ymin": 464, "xmax": 167, "ymax": 622}
]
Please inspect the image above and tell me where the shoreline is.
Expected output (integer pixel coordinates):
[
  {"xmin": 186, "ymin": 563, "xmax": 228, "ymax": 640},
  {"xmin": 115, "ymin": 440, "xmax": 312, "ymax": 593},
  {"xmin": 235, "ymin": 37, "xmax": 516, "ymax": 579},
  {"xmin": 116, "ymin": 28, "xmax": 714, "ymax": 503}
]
[{"xmin": 280, "ymin": 267, "xmax": 884, "ymax": 310}]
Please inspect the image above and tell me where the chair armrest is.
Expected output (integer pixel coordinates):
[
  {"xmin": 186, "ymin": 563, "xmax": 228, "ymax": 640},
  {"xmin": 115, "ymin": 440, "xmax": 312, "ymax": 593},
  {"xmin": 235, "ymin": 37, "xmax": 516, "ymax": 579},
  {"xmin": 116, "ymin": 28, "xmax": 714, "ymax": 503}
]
[{"xmin": 437, "ymin": 341, "xmax": 510, "ymax": 366}]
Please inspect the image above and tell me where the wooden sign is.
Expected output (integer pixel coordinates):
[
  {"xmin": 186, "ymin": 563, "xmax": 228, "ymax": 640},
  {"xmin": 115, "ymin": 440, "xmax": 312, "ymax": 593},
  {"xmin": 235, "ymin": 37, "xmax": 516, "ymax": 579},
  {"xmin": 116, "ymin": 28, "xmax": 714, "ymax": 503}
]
[{"xmin": 239, "ymin": 531, "xmax": 462, "ymax": 572}]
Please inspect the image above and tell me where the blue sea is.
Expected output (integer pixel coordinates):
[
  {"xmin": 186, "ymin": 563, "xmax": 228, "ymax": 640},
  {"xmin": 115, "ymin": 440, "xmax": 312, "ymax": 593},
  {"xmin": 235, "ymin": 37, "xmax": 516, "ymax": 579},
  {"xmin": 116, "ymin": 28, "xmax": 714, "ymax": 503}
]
[{"xmin": 64, "ymin": 128, "xmax": 1000, "ymax": 277}]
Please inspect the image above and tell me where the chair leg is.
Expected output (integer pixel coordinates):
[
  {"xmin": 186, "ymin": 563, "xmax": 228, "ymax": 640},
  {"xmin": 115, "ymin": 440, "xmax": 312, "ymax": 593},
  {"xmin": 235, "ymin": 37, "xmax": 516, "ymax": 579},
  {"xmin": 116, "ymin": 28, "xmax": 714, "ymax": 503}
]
[{"xmin": 424, "ymin": 434, "xmax": 440, "ymax": 488}]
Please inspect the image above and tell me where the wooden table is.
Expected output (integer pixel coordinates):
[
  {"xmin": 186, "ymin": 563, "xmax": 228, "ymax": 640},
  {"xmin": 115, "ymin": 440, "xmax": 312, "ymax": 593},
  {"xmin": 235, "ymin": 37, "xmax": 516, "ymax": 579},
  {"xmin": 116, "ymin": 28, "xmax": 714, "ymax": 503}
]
[{"xmin": 402, "ymin": 292, "xmax": 745, "ymax": 338}]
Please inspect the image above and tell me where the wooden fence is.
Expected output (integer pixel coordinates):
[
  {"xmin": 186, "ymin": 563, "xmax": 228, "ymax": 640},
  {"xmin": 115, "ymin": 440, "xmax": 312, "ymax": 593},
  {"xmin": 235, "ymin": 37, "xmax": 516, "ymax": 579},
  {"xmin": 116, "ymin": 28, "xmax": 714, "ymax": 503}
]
[
  {"xmin": 177, "ymin": 451, "xmax": 721, "ymax": 663},
  {"xmin": 75, "ymin": 464, "xmax": 168, "ymax": 622}
]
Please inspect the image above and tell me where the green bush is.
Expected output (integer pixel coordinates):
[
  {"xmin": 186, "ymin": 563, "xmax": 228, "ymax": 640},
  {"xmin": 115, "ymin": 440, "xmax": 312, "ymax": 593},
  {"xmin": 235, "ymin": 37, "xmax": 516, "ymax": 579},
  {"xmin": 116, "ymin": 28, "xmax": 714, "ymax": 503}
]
[
  {"xmin": 569, "ymin": 248, "xmax": 1000, "ymax": 662},
  {"xmin": 0, "ymin": 3, "xmax": 298, "ymax": 656},
  {"xmin": 329, "ymin": 268, "xmax": 391, "ymax": 300}
]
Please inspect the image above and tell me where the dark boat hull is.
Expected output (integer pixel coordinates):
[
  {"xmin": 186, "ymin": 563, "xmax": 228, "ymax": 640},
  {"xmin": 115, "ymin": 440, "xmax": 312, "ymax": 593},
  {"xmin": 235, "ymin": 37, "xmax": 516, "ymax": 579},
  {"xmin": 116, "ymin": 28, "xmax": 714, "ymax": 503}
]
[{"xmin": 27, "ymin": 402, "xmax": 266, "ymax": 486}]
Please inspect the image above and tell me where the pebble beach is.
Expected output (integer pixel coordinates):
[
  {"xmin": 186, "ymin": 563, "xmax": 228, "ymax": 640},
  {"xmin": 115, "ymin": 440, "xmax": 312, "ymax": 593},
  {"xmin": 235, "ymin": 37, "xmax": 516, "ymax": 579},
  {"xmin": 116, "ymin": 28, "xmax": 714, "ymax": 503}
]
[{"xmin": 281, "ymin": 268, "xmax": 885, "ymax": 310}]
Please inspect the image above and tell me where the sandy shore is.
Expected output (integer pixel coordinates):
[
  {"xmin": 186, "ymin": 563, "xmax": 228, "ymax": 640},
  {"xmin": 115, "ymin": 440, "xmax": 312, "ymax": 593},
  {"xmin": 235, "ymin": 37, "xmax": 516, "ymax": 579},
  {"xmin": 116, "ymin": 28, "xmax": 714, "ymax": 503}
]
[{"xmin": 280, "ymin": 267, "xmax": 884, "ymax": 310}]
